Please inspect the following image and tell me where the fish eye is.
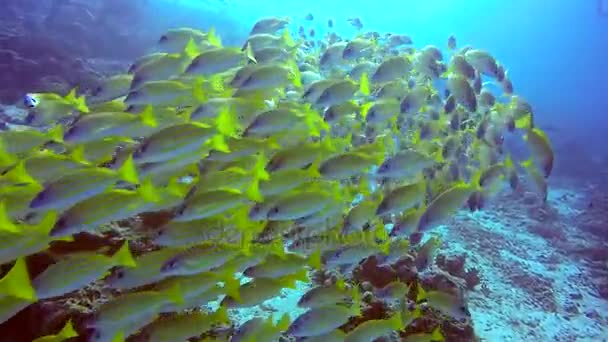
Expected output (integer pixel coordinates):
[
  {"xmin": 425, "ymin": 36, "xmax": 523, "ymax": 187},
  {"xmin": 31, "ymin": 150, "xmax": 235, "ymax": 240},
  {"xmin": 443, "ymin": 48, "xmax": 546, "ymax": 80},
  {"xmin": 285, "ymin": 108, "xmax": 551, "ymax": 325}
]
[
  {"xmin": 156, "ymin": 230, "xmax": 164, "ymax": 237},
  {"xmin": 115, "ymin": 270, "xmax": 124, "ymax": 279},
  {"xmin": 159, "ymin": 35, "xmax": 168, "ymax": 42},
  {"xmin": 94, "ymin": 86, "xmax": 102, "ymax": 94},
  {"xmin": 270, "ymin": 207, "xmax": 279, "ymax": 214}
]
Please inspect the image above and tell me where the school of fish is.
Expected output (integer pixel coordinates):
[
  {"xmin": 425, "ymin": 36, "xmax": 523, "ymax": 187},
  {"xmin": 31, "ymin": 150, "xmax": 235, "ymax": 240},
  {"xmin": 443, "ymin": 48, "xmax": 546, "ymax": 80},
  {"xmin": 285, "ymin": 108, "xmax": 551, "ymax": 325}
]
[{"xmin": 0, "ymin": 14, "xmax": 554, "ymax": 342}]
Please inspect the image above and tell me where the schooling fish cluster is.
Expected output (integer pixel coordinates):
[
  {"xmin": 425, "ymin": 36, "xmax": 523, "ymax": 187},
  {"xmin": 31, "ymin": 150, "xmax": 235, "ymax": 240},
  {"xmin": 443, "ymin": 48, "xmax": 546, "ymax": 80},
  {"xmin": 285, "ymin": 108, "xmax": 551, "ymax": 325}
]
[{"xmin": 0, "ymin": 15, "xmax": 554, "ymax": 342}]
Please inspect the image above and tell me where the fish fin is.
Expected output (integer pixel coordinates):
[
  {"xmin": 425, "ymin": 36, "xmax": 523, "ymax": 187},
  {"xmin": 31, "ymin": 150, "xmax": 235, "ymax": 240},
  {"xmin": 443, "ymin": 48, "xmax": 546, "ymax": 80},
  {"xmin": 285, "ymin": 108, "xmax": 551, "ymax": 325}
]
[
  {"xmin": 244, "ymin": 42, "xmax": 257, "ymax": 63},
  {"xmin": 65, "ymin": 88, "xmax": 89, "ymax": 113},
  {"xmin": 210, "ymin": 134, "xmax": 231, "ymax": 154},
  {"xmin": 275, "ymin": 313, "xmax": 291, "ymax": 330},
  {"xmin": 163, "ymin": 283, "xmax": 185, "ymax": 305},
  {"xmin": 244, "ymin": 179, "xmax": 263, "ymax": 202},
  {"xmin": 183, "ymin": 38, "xmax": 200, "ymax": 59},
  {"xmin": 291, "ymin": 268, "xmax": 309, "ymax": 283},
  {"xmin": 515, "ymin": 114, "xmax": 533, "ymax": 130},
  {"xmin": 469, "ymin": 169, "xmax": 483, "ymax": 192},
  {"xmin": 192, "ymin": 77, "xmax": 207, "ymax": 103},
  {"xmin": 306, "ymin": 163, "xmax": 322, "ymax": 179},
  {"xmin": 110, "ymin": 331, "xmax": 124, "ymax": 342},
  {"xmin": 139, "ymin": 105, "xmax": 157, "ymax": 127},
  {"xmin": 46, "ymin": 125, "xmax": 64, "ymax": 143},
  {"xmin": 56, "ymin": 319, "xmax": 78, "ymax": 340},
  {"xmin": 267, "ymin": 238, "xmax": 286, "ymax": 259},
  {"xmin": 431, "ymin": 326, "xmax": 445, "ymax": 341},
  {"xmin": 350, "ymin": 283, "xmax": 362, "ymax": 316},
  {"xmin": 206, "ymin": 27, "xmax": 222, "ymax": 47},
  {"xmin": 223, "ymin": 276, "xmax": 241, "ymax": 303},
  {"xmin": 389, "ymin": 311, "xmax": 404, "ymax": 331},
  {"xmin": 359, "ymin": 72, "xmax": 370, "ymax": 96},
  {"xmin": 0, "ymin": 142, "xmax": 17, "ymax": 169},
  {"xmin": 216, "ymin": 105, "xmax": 240, "ymax": 138},
  {"xmin": 416, "ymin": 282, "xmax": 427, "ymax": 303},
  {"xmin": 213, "ymin": 305, "xmax": 230, "ymax": 324},
  {"xmin": 32, "ymin": 319, "xmax": 79, "ymax": 342},
  {"xmin": 209, "ymin": 74, "xmax": 225, "ymax": 93},
  {"xmin": 282, "ymin": 28, "xmax": 295, "ymax": 47},
  {"xmin": 35, "ymin": 211, "xmax": 58, "ymax": 236},
  {"xmin": 253, "ymin": 152, "xmax": 270, "ymax": 181},
  {"xmin": 504, "ymin": 154, "xmax": 514, "ymax": 169},
  {"xmin": 138, "ymin": 177, "xmax": 161, "ymax": 202},
  {"xmin": 374, "ymin": 222, "xmax": 390, "ymax": 244},
  {"xmin": 111, "ymin": 241, "xmax": 136, "ymax": 267},
  {"xmin": 64, "ymin": 88, "xmax": 77, "ymax": 102},
  {"xmin": 68, "ymin": 145, "xmax": 87, "ymax": 164},
  {"xmin": 6, "ymin": 160, "xmax": 37, "ymax": 185},
  {"xmin": 359, "ymin": 102, "xmax": 373, "ymax": 120},
  {"xmin": 0, "ymin": 258, "xmax": 36, "ymax": 301},
  {"xmin": 116, "ymin": 154, "xmax": 139, "ymax": 184},
  {"xmin": 287, "ymin": 60, "xmax": 302, "ymax": 88},
  {"xmin": 0, "ymin": 202, "xmax": 19, "ymax": 233}
]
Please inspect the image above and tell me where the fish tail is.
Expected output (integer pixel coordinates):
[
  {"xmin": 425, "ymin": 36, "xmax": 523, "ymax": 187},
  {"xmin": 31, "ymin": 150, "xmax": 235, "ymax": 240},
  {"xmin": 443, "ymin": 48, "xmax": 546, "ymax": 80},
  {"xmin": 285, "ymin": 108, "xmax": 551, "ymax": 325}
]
[
  {"xmin": 182, "ymin": 38, "xmax": 200, "ymax": 59},
  {"xmin": 191, "ymin": 77, "xmax": 208, "ymax": 103},
  {"xmin": 431, "ymin": 326, "xmax": 445, "ymax": 341},
  {"xmin": 111, "ymin": 241, "xmax": 136, "ymax": 267},
  {"xmin": 282, "ymin": 28, "xmax": 295, "ymax": 47},
  {"xmin": 389, "ymin": 310, "xmax": 404, "ymax": 331},
  {"xmin": 67, "ymin": 145, "xmax": 87, "ymax": 164},
  {"xmin": 52, "ymin": 319, "xmax": 78, "ymax": 341},
  {"xmin": 139, "ymin": 105, "xmax": 157, "ymax": 127},
  {"xmin": 286, "ymin": 60, "xmax": 302, "ymax": 88},
  {"xmin": 116, "ymin": 154, "xmax": 139, "ymax": 184},
  {"xmin": 163, "ymin": 283, "xmax": 185, "ymax": 305},
  {"xmin": 34, "ymin": 210, "xmax": 58, "ymax": 236},
  {"xmin": 359, "ymin": 72, "xmax": 370, "ymax": 96},
  {"xmin": 46, "ymin": 124, "xmax": 64, "ymax": 143},
  {"xmin": 216, "ymin": 106, "xmax": 240, "ymax": 138},
  {"xmin": 137, "ymin": 177, "xmax": 161, "ymax": 202},
  {"xmin": 206, "ymin": 27, "xmax": 222, "ymax": 47},
  {"xmin": 244, "ymin": 178, "xmax": 263, "ymax": 202},
  {"xmin": 244, "ymin": 42, "xmax": 257, "ymax": 63},
  {"xmin": 0, "ymin": 258, "xmax": 36, "ymax": 301}
]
